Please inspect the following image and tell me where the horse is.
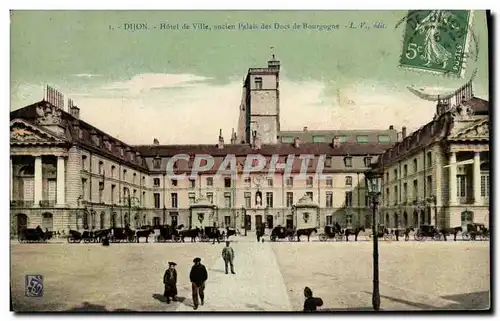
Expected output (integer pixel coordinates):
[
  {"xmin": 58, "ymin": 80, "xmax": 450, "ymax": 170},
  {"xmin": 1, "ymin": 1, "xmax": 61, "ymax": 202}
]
[
  {"xmin": 344, "ymin": 226, "xmax": 366, "ymax": 242},
  {"xmin": 181, "ymin": 227, "xmax": 201, "ymax": 243},
  {"xmin": 296, "ymin": 228, "xmax": 317, "ymax": 242},
  {"xmin": 225, "ymin": 227, "xmax": 238, "ymax": 240},
  {"xmin": 439, "ymin": 226, "xmax": 463, "ymax": 241},
  {"xmin": 135, "ymin": 227, "xmax": 155, "ymax": 243},
  {"xmin": 403, "ymin": 227, "xmax": 415, "ymax": 241},
  {"xmin": 94, "ymin": 228, "xmax": 112, "ymax": 243}
]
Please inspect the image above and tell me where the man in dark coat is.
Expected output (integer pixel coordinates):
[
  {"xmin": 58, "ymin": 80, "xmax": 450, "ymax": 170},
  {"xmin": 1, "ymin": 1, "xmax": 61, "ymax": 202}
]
[
  {"xmin": 303, "ymin": 286, "xmax": 323, "ymax": 312},
  {"xmin": 190, "ymin": 257, "xmax": 208, "ymax": 310},
  {"xmin": 222, "ymin": 241, "xmax": 235, "ymax": 274},
  {"xmin": 163, "ymin": 262, "xmax": 178, "ymax": 303}
]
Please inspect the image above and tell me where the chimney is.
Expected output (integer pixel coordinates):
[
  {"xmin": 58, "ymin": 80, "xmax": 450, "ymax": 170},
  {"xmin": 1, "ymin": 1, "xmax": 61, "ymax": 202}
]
[
  {"xmin": 389, "ymin": 125, "xmax": 394, "ymax": 130},
  {"xmin": 402, "ymin": 126, "xmax": 407, "ymax": 139},
  {"xmin": 303, "ymin": 126, "xmax": 308, "ymax": 132},
  {"xmin": 293, "ymin": 137, "xmax": 300, "ymax": 148},
  {"xmin": 230, "ymin": 128, "xmax": 237, "ymax": 144},
  {"xmin": 217, "ymin": 129, "xmax": 224, "ymax": 149},
  {"xmin": 153, "ymin": 138, "xmax": 160, "ymax": 146},
  {"xmin": 70, "ymin": 105, "xmax": 80, "ymax": 119}
]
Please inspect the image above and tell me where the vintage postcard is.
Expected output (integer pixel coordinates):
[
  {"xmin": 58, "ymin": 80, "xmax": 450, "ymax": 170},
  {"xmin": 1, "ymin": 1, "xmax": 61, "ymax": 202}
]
[{"xmin": 9, "ymin": 10, "xmax": 490, "ymax": 312}]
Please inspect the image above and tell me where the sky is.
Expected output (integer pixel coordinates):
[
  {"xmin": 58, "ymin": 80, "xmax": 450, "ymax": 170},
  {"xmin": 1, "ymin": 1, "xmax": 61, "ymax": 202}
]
[{"xmin": 10, "ymin": 10, "xmax": 489, "ymax": 144}]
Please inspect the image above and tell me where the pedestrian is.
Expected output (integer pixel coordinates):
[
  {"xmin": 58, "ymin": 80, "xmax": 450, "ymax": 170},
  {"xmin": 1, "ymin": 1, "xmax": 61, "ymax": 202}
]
[
  {"xmin": 303, "ymin": 286, "xmax": 323, "ymax": 312},
  {"xmin": 163, "ymin": 262, "xmax": 178, "ymax": 304},
  {"xmin": 222, "ymin": 241, "xmax": 235, "ymax": 274},
  {"xmin": 190, "ymin": 257, "xmax": 208, "ymax": 310}
]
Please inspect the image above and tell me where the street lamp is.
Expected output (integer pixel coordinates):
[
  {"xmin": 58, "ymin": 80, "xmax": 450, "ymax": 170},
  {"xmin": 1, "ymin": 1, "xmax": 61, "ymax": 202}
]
[
  {"xmin": 241, "ymin": 206, "xmax": 248, "ymax": 236},
  {"xmin": 426, "ymin": 195, "xmax": 438, "ymax": 228},
  {"xmin": 365, "ymin": 169, "xmax": 383, "ymax": 311}
]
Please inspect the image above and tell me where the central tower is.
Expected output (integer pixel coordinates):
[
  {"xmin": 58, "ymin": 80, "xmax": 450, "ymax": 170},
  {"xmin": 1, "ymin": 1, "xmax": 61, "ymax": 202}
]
[{"xmin": 237, "ymin": 55, "xmax": 281, "ymax": 144}]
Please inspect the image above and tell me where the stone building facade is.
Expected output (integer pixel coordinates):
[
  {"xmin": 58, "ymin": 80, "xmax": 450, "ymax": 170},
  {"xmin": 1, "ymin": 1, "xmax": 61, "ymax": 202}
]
[{"xmin": 375, "ymin": 83, "xmax": 490, "ymax": 229}]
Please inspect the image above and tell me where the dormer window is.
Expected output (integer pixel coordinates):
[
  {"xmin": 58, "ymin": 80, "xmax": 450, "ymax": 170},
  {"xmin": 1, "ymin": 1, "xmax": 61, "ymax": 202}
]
[
  {"xmin": 324, "ymin": 157, "xmax": 332, "ymax": 167},
  {"xmin": 364, "ymin": 157, "xmax": 372, "ymax": 167},
  {"xmin": 344, "ymin": 157, "xmax": 353, "ymax": 168},
  {"xmin": 153, "ymin": 157, "xmax": 161, "ymax": 169}
]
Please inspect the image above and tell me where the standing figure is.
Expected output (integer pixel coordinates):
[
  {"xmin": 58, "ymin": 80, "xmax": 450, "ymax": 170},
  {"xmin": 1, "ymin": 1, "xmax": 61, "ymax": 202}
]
[
  {"xmin": 163, "ymin": 262, "xmax": 178, "ymax": 303},
  {"xmin": 303, "ymin": 286, "xmax": 324, "ymax": 312},
  {"xmin": 190, "ymin": 257, "xmax": 208, "ymax": 310},
  {"xmin": 222, "ymin": 241, "xmax": 235, "ymax": 274}
]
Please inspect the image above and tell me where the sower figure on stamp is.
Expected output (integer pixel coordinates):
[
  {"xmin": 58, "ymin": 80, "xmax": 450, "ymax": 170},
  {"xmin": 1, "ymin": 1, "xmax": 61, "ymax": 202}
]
[
  {"xmin": 222, "ymin": 241, "xmax": 235, "ymax": 274},
  {"xmin": 163, "ymin": 262, "xmax": 178, "ymax": 303},
  {"xmin": 190, "ymin": 257, "xmax": 208, "ymax": 310}
]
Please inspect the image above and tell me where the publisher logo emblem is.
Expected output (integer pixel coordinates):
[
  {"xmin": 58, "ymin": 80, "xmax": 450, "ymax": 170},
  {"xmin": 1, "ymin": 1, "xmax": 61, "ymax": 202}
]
[{"xmin": 25, "ymin": 275, "xmax": 43, "ymax": 297}]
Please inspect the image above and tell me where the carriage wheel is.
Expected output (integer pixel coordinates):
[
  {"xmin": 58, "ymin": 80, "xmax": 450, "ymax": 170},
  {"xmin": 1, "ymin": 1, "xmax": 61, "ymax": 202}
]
[
  {"xmin": 318, "ymin": 234, "xmax": 328, "ymax": 242},
  {"xmin": 288, "ymin": 235, "xmax": 295, "ymax": 242},
  {"xmin": 174, "ymin": 236, "xmax": 182, "ymax": 243},
  {"xmin": 335, "ymin": 234, "xmax": 344, "ymax": 242},
  {"xmin": 414, "ymin": 233, "xmax": 423, "ymax": 241},
  {"xmin": 433, "ymin": 233, "xmax": 442, "ymax": 241},
  {"xmin": 367, "ymin": 234, "xmax": 373, "ymax": 241},
  {"xmin": 462, "ymin": 232, "xmax": 471, "ymax": 241},
  {"xmin": 270, "ymin": 235, "xmax": 277, "ymax": 242},
  {"xmin": 84, "ymin": 238, "xmax": 90, "ymax": 243},
  {"xmin": 384, "ymin": 234, "xmax": 393, "ymax": 242}
]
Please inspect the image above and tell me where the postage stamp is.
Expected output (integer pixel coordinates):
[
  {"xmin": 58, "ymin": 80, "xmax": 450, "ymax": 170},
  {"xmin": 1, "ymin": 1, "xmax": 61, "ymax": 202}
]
[
  {"xmin": 399, "ymin": 10, "xmax": 473, "ymax": 77},
  {"xmin": 25, "ymin": 275, "xmax": 44, "ymax": 297}
]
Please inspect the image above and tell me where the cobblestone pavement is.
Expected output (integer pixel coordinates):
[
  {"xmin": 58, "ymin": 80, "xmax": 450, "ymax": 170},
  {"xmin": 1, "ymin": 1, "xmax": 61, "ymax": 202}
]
[{"xmin": 10, "ymin": 235, "xmax": 490, "ymax": 312}]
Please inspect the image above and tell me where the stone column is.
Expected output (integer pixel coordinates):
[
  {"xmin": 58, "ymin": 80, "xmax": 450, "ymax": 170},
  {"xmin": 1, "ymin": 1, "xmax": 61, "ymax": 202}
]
[
  {"xmin": 57, "ymin": 156, "xmax": 66, "ymax": 206},
  {"xmin": 448, "ymin": 152, "xmax": 457, "ymax": 206},
  {"xmin": 34, "ymin": 156, "xmax": 43, "ymax": 207},
  {"xmin": 473, "ymin": 152, "xmax": 481, "ymax": 205},
  {"xmin": 10, "ymin": 157, "xmax": 13, "ymax": 201}
]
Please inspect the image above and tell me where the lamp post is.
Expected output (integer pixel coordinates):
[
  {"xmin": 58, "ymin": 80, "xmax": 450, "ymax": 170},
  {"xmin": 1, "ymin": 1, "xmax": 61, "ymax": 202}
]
[
  {"xmin": 242, "ymin": 207, "xmax": 248, "ymax": 236},
  {"xmin": 427, "ymin": 195, "xmax": 438, "ymax": 228},
  {"xmin": 365, "ymin": 169, "xmax": 382, "ymax": 311}
]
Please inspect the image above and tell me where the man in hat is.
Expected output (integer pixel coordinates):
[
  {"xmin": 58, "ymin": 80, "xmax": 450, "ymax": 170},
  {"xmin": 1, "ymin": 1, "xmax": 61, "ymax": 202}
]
[
  {"xmin": 189, "ymin": 257, "xmax": 208, "ymax": 310},
  {"xmin": 221, "ymin": 241, "xmax": 235, "ymax": 274},
  {"xmin": 163, "ymin": 262, "xmax": 178, "ymax": 303}
]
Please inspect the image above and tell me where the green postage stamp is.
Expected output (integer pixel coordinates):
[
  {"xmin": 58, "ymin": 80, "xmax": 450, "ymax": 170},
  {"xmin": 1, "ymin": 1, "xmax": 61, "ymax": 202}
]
[{"xmin": 399, "ymin": 10, "xmax": 473, "ymax": 77}]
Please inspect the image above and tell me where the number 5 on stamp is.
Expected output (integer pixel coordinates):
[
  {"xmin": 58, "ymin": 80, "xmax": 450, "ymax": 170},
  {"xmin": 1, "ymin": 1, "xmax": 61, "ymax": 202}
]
[
  {"xmin": 25, "ymin": 274, "xmax": 44, "ymax": 297},
  {"xmin": 399, "ymin": 10, "xmax": 472, "ymax": 77}
]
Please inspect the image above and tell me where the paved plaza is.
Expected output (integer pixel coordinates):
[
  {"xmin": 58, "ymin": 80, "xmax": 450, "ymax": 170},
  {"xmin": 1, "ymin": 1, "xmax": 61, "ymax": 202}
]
[{"xmin": 11, "ymin": 234, "xmax": 490, "ymax": 312}]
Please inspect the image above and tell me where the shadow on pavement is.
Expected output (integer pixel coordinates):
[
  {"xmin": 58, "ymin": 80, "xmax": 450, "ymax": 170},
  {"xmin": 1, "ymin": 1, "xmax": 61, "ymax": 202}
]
[
  {"xmin": 319, "ymin": 307, "xmax": 374, "ymax": 311},
  {"xmin": 209, "ymin": 268, "xmax": 226, "ymax": 273},
  {"xmin": 152, "ymin": 293, "xmax": 187, "ymax": 305},
  {"xmin": 62, "ymin": 301, "xmax": 137, "ymax": 312}
]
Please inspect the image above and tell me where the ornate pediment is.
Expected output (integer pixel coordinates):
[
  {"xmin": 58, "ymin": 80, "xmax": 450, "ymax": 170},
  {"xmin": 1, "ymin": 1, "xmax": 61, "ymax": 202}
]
[
  {"xmin": 36, "ymin": 102, "xmax": 63, "ymax": 126},
  {"xmin": 453, "ymin": 120, "xmax": 489, "ymax": 140},
  {"xmin": 10, "ymin": 119, "xmax": 64, "ymax": 144}
]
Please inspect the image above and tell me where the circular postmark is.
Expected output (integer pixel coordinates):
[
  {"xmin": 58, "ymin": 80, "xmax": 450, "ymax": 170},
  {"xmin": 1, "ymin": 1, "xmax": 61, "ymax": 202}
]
[{"xmin": 395, "ymin": 10, "xmax": 480, "ymax": 101}]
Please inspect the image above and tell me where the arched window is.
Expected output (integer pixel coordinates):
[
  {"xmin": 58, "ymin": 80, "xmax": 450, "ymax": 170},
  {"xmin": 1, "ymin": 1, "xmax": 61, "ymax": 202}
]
[
  {"xmin": 385, "ymin": 213, "xmax": 390, "ymax": 227},
  {"xmin": 100, "ymin": 212, "xmax": 105, "ymax": 229},
  {"xmin": 42, "ymin": 213, "xmax": 53, "ymax": 231},
  {"xmin": 111, "ymin": 212, "xmax": 117, "ymax": 228},
  {"xmin": 124, "ymin": 214, "xmax": 129, "ymax": 227},
  {"xmin": 393, "ymin": 213, "xmax": 399, "ymax": 228},
  {"xmin": 403, "ymin": 212, "xmax": 408, "ymax": 227}
]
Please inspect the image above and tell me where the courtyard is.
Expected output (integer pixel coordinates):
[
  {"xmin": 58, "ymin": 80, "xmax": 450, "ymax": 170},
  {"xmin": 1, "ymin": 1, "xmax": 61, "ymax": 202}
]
[{"xmin": 10, "ymin": 235, "xmax": 490, "ymax": 312}]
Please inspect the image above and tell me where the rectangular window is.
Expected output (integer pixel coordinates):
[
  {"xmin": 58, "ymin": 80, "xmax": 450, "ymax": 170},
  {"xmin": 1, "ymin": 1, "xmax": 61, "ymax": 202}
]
[
  {"xmin": 386, "ymin": 188, "xmax": 390, "ymax": 206},
  {"xmin": 427, "ymin": 175, "xmax": 432, "ymax": 197},
  {"xmin": 206, "ymin": 177, "xmax": 213, "ymax": 187},
  {"xmin": 394, "ymin": 169, "xmax": 398, "ymax": 180},
  {"xmin": 403, "ymin": 164, "xmax": 408, "ymax": 177},
  {"xmin": 142, "ymin": 191, "xmax": 145, "ymax": 207},
  {"xmin": 224, "ymin": 177, "xmax": 232, "ymax": 188},
  {"xmin": 171, "ymin": 193, "xmax": 178, "ymax": 208},
  {"xmin": 188, "ymin": 192, "xmax": 196, "ymax": 205},
  {"xmin": 413, "ymin": 179, "xmax": 418, "ymax": 201},
  {"xmin": 326, "ymin": 176, "xmax": 333, "ymax": 187},
  {"xmin": 403, "ymin": 183, "xmax": 408, "ymax": 203},
  {"xmin": 266, "ymin": 192, "xmax": 273, "ymax": 208},
  {"xmin": 345, "ymin": 191, "xmax": 353, "ymax": 207},
  {"xmin": 365, "ymin": 195, "xmax": 370, "ymax": 207},
  {"xmin": 224, "ymin": 216, "xmax": 231, "ymax": 228},
  {"xmin": 81, "ymin": 178, "xmax": 87, "ymax": 200},
  {"xmin": 224, "ymin": 192, "xmax": 232, "ymax": 208},
  {"xmin": 345, "ymin": 176, "xmax": 352, "ymax": 186},
  {"xmin": 98, "ymin": 161, "xmax": 103, "ymax": 175},
  {"xmin": 154, "ymin": 193, "xmax": 160, "ymax": 209},
  {"xmin": 82, "ymin": 155, "xmax": 87, "ymax": 171},
  {"xmin": 171, "ymin": 179, "xmax": 178, "ymax": 187},
  {"xmin": 122, "ymin": 169, "xmax": 127, "ymax": 181},
  {"xmin": 378, "ymin": 135, "xmax": 391, "ymax": 143},
  {"xmin": 99, "ymin": 183, "xmax": 104, "ymax": 203},
  {"xmin": 364, "ymin": 157, "xmax": 372, "ymax": 167},
  {"xmin": 326, "ymin": 215, "xmax": 333, "ymax": 226},
  {"xmin": 334, "ymin": 136, "xmax": 348, "ymax": 143},
  {"xmin": 206, "ymin": 192, "xmax": 214, "ymax": 204},
  {"xmin": 244, "ymin": 192, "xmax": 251, "ymax": 208},
  {"xmin": 286, "ymin": 176, "xmax": 294, "ymax": 187},
  {"xmin": 344, "ymin": 157, "xmax": 353, "ymax": 168},
  {"xmin": 153, "ymin": 178, "xmax": 160, "ymax": 187},
  {"xmin": 457, "ymin": 175, "xmax": 467, "ymax": 197},
  {"xmin": 267, "ymin": 178, "xmax": 273, "ymax": 187},
  {"xmin": 111, "ymin": 184, "xmax": 115, "ymax": 204},
  {"xmin": 306, "ymin": 176, "xmax": 313, "ymax": 187},
  {"xmin": 394, "ymin": 186, "xmax": 398, "ymax": 205},
  {"xmin": 324, "ymin": 157, "xmax": 332, "ymax": 167},
  {"xmin": 356, "ymin": 135, "xmax": 370, "ymax": 143},
  {"xmin": 306, "ymin": 191, "xmax": 313, "ymax": 200},
  {"xmin": 286, "ymin": 192, "xmax": 293, "ymax": 207},
  {"xmin": 189, "ymin": 178, "xmax": 196, "ymax": 189},
  {"xmin": 312, "ymin": 136, "xmax": 325, "ymax": 143},
  {"xmin": 281, "ymin": 136, "xmax": 294, "ymax": 143},
  {"xmin": 413, "ymin": 158, "xmax": 418, "ymax": 173},
  {"xmin": 326, "ymin": 192, "xmax": 333, "ymax": 208},
  {"xmin": 153, "ymin": 158, "xmax": 161, "ymax": 169},
  {"xmin": 255, "ymin": 77, "xmax": 263, "ymax": 89},
  {"xmin": 426, "ymin": 151, "xmax": 432, "ymax": 167},
  {"xmin": 385, "ymin": 172, "xmax": 389, "ymax": 182},
  {"xmin": 481, "ymin": 175, "xmax": 490, "ymax": 197}
]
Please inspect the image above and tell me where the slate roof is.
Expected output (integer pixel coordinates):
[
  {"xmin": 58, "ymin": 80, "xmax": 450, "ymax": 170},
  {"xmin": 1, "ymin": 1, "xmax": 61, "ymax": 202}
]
[{"xmin": 279, "ymin": 128, "xmax": 398, "ymax": 143}]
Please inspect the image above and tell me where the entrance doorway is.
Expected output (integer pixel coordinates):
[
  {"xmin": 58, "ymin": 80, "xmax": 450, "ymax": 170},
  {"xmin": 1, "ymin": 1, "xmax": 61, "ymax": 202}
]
[
  {"xmin": 286, "ymin": 215, "xmax": 293, "ymax": 229},
  {"xmin": 245, "ymin": 215, "xmax": 251, "ymax": 230},
  {"xmin": 171, "ymin": 215, "xmax": 178, "ymax": 228},
  {"xmin": 153, "ymin": 217, "xmax": 161, "ymax": 228},
  {"xmin": 255, "ymin": 215, "xmax": 263, "ymax": 228},
  {"xmin": 16, "ymin": 214, "xmax": 28, "ymax": 235},
  {"xmin": 266, "ymin": 215, "xmax": 274, "ymax": 229}
]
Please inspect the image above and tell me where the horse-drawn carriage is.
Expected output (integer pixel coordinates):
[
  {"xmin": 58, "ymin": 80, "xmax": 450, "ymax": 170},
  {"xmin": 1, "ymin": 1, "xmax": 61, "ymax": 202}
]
[
  {"xmin": 200, "ymin": 226, "xmax": 224, "ymax": 242},
  {"xmin": 18, "ymin": 227, "xmax": 52, "ymax": 243},
  {"xmin": 270, "ymin": 226, "xmax": 295, "ymax": 241},
  {"xmin": 462, "ymin": 223, "xmax": 489, "ymax": 241},
  {"xmin": 367, "ymin": 225, "xmax": 393, "ymax": 241},
  {"xmin": 414, "ymin": 225, "xmax": 442, "ymax": 241},
  {"xmin": 318, "ymin": 225, "xmax": 344, "ymax": 242},
  {"xmin": 156, "ymin": 225, "xmax": 182, "ymax": 243}
]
